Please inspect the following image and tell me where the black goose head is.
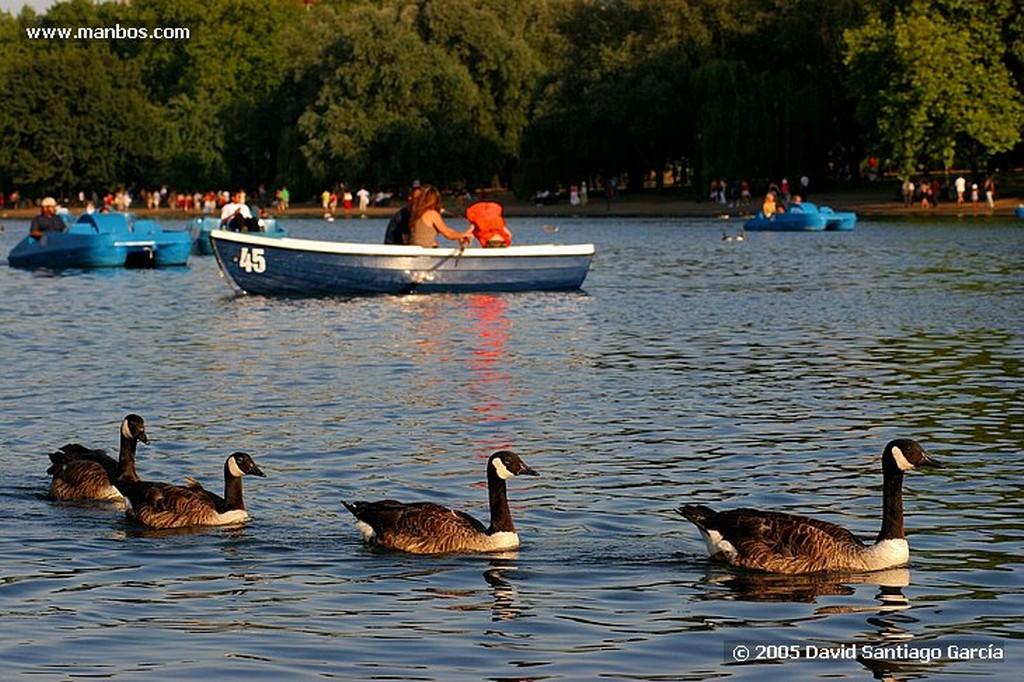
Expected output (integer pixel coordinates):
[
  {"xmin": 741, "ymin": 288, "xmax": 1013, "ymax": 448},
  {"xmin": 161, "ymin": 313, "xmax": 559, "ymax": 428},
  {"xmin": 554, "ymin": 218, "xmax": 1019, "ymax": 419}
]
[
  {"xmin": 488, "ymin": 450, "xmax": 539, "ymax": 480},
  {"xmin": 121, "ymin": 414, "xmax": 150, "ymax": 445},
  {"xmin": 226, "ymin": 452, "xmax": 266, "ymax": 478},
  {"xmin": 883, "ymin": 439, "xmax": 941, "ymax": 473}
]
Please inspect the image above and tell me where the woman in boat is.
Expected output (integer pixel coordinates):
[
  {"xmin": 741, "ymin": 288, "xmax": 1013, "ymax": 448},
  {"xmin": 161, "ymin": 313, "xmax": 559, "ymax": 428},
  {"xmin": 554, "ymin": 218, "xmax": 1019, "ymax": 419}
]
[
  {"xmin": 408, "ymin": 185, "xmax": 474, "ymax": 248},
  {"xmin": 762, "ymin": 191, "xmax": 778, "ymax": 218}
]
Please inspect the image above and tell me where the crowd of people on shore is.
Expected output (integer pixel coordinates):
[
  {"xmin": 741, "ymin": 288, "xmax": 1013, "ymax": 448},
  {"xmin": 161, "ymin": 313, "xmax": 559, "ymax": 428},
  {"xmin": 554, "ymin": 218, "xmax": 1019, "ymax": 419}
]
[
  {"xmin": 900, "ymin": 174, "xmax": 999, "ymax": 209},
  {"xmin": 709, "ymin": 176, "xmax": 812, "ymax": 210},
  {"xmin": 2, "ymin": 185, "xmax": 291, "ymax": 215},
  {"xmin": 3, "ymin": 183, "xmax": 412, "ymax": 218}
]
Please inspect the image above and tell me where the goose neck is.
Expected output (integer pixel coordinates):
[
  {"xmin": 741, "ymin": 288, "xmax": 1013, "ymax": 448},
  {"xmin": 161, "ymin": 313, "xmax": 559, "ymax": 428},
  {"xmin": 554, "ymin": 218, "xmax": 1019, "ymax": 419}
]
[
  {"xmin": 877, "ymin": 468, "xmax": 905, "ymax": 541},
  {"xmin": 487, "ymin": 468, "xmax": 515, "ymax": 534},
  {"xmin": 223, "ymin": 463, "xmax": 246, "ymax": 511},
  {"xmin": 116, "ymin": 435, "xmax": 139, "ymax": 482}
]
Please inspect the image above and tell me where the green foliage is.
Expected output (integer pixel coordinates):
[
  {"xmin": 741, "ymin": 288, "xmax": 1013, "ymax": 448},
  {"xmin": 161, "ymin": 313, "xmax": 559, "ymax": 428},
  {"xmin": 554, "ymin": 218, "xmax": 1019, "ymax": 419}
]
[
  {"xmin": 845, "ymin": 0, "xmax": 1024, "ymax": 178},
  {"xmin": 1, "ymin": 0, "xmax": 1021, "ymax": 200},
  {"xmin": 131, "ymin": 0, "xmax": 303, "ymax": 189},
  {"xmin": 295, "ymin": 0, "xmax": 542, "ymax": 190},
  {"xmin": 0, "ymin": 17, "xmax": 160, "ymax": 193},
  {"xmin": 519, "ymin": 0, "xmax": 710, "ymax": 193}
]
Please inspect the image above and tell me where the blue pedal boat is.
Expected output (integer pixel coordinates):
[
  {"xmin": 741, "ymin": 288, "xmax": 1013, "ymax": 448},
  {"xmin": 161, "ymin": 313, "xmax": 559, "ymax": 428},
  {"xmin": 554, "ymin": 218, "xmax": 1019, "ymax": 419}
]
[
  {"xmin": 188, "ymin": 213, "xmax": 289, "ymax": 255},
  {"xmin": 744, "ymin": 201, "xmax": 856, "ymax": 232},
  {"xmin": 819, "ymin": 205, "xmax": 858, "ymax": 230},
  {"xmin": 210, "ymin": 229, "xmax": 595, "ymax": 296},
  {"xmin": 8, "ymin": 212, "xmax": 191, "ymax": 268},
  {"xmin": 1015, "ymin": 205, "xmax": 1024, "ymax": 219}
]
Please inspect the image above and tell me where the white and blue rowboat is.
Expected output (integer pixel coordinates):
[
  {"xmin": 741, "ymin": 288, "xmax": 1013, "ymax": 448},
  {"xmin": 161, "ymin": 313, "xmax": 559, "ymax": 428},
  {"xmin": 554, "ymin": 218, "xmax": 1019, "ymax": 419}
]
[{"xmin": 210, "ymin": 229, "xmax": 595, "ymax": 296}]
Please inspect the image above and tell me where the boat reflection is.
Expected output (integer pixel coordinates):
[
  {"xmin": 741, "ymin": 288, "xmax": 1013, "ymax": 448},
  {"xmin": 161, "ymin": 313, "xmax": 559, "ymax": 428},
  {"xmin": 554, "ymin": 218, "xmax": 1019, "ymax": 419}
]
[
  {"xmin": 466, "ymin": 294, "xmax": 513, "ymax": 430},
  {"xmin": 401, "ymin": 293, "xmax": 516, "ymax": 458}
]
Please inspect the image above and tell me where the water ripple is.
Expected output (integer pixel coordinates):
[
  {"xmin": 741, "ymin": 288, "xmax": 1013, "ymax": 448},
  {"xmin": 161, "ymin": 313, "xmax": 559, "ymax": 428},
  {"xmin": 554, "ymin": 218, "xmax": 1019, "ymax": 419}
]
[{"xmin": 1, "ymin": 218, "xmax": 1021, "ymax": 679}]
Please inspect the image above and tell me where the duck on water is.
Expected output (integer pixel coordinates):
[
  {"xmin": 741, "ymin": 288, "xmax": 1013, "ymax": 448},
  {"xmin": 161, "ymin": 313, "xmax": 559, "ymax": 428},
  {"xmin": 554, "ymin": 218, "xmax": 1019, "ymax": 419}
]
[
  {"xmin": 678, "ymin": 439, "xmax": 941, "ymax": 574},
  {"xmin": 115, "ymin": 451, "xmax": 266, "ymax": 529},
  {"xmin": 342, "ymin": 450, "xmax": 539, "ymax": 554},
  {"xmin": 46, "ymin": 414, "xmax": 150, "ymax": 502}
]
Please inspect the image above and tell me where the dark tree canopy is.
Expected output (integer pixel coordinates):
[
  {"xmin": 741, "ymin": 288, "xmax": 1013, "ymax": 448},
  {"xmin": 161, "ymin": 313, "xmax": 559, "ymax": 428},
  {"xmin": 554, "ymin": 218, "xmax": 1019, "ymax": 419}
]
[{"xmin": 0, "ymin": 0, "xmax": 1020, "ymax": 201}]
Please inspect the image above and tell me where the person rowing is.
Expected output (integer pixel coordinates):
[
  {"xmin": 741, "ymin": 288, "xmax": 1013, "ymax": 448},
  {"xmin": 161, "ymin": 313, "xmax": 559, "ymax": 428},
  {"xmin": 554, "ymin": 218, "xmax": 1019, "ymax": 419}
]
[{"xmin": 408, "ymin": 185, "xmax": 473, "ymax": 248}]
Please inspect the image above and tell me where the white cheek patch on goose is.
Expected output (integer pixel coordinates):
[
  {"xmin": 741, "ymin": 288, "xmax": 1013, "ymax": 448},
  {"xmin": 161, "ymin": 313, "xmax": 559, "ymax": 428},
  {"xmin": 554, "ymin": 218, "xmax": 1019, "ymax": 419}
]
[
  {"xmin": 121, "ymin": 419, "xmax": 132, "ymax": 438},
  {"xmin": 228, "ymin": 457, "xmax": 245, "ymax": 478},
  {"xmin": 492, "ymin": 457, "xmax": 514, "ymax": 480},
  {"xmin": 891, "ymin": 445, "xmax": 914, "ymax": 471}
]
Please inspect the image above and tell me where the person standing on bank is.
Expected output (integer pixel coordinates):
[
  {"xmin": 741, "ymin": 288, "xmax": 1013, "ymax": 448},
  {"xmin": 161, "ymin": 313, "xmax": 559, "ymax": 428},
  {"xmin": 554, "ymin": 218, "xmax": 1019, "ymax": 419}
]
[
  {"xmin": 408, "ymin": 185, "xmax": 473, "ymax": 248},
  {"xmin": 29, "ymin": 197, "xmax": 66, "ymax": 239}
]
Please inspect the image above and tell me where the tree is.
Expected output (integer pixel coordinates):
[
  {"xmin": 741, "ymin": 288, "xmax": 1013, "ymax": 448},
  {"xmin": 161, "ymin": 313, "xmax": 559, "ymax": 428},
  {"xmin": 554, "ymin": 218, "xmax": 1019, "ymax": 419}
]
[
  {"xmin": 295, "ymin": 0, "xmax": 542, "ymax": 191},
  {"xmin": 844, "ymin": 0, "xmax": 1024, "ymax": 178},
  {"xmin": 413, "ymin": 0, "xmax": 547, "ymax": 182},
  {"xmin": 0, "ymin": 9, "xmax": 160, "ymax": 196},
  {"xmin": 0, "ymin": 11, "xmax": 19, "ymax": 193},
  {"xmin": 519, "ymin": 0, "xmax": 714, "ymax": 194},
  {"xmin": 130, "ymin": 0, "xmax": 303, "ymax": 190}
]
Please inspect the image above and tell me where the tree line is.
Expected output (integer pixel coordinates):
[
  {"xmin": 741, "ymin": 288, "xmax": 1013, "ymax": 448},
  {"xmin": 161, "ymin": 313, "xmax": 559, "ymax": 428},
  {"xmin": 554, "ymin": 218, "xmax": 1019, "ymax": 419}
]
[{"xmin": 1, "ymin": 0, "xmax": 1021, "ymax": 203}]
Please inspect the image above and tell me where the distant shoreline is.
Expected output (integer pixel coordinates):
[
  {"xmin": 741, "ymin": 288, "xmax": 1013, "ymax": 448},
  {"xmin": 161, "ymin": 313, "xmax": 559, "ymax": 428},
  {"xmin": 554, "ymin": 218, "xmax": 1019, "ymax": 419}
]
[{"xmin": 2, "ymin": 183, "xmax": 1022, "ymax": 222}]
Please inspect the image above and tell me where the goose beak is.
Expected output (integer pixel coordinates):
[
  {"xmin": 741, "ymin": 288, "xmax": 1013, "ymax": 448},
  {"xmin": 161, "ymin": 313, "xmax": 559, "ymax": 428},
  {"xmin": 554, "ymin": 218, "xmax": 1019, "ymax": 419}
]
[
  {"xmin": 250, "ymin": 464, "xmax": 267, "ymax": 477},
  {"xmin": 139, "ymin": 432, "xmax": 151, "ymax": 445},
  {"xmin": 918, "ymin": 451, "xmax": 942, "ymax": 469},
  {"xmin": 519, "ymin": 464, "xmax": 539, "ymax": 477}
]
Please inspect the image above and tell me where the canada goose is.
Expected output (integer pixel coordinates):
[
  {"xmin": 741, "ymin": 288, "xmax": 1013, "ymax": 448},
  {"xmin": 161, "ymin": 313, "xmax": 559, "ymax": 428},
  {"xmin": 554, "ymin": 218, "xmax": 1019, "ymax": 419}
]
[
  {"xmin": 342, "ymin": 450, "xmax": 539, "ymax": 554},
  {"xmin": 115, "ymin": 452, "xmax": 265, "ymax": 529},
  {"xmin": 46, "ymin": 414, "xmax": 149, "ymax": 501},
  {"xmin": 678, "ymin": 439, "xmax": 941, "ymax": 574}
]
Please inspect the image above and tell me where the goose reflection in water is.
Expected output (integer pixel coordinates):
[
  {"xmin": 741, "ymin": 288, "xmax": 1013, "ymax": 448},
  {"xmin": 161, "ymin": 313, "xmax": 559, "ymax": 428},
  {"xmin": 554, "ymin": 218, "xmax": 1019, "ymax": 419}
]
[
  {"xmin": 116, "ymin": 522, "xmax": 253, "ymax": 542},
  {"xmin": 483, "ymin": 559, "xmax": 524, "ymax": 622},
  {"xmin": 695, "ymin": 567, "xmax": 911, "ymax": 606},
  {"xmin": 413, "ymin": 558, "xmax": 527, "ymax": 623},
  {"xmin": 702, "ymin": 566, "xmax": 923, "ymax": 682}
]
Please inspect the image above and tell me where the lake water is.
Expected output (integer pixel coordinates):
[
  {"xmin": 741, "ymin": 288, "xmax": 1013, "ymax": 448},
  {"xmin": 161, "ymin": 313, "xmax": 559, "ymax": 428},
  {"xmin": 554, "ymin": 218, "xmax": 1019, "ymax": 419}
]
[{"xmin": 0, "ymin": 213, "xmax": 1021, "ymax": 681}]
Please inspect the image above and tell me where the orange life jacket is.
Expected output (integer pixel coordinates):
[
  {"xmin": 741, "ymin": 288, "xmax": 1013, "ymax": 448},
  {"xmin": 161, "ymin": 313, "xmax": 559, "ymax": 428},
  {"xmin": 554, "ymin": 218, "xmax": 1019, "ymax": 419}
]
[{"xmin": 465, "ymin": 201, "xmax": 511, "ymax": 247}]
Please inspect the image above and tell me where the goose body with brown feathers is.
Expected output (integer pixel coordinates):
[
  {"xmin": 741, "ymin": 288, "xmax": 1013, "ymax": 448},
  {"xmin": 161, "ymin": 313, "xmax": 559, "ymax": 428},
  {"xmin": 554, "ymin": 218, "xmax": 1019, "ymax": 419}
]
[
  {"xmin": 115, "ymin": 452, "xmax": 265, "ymax": 529},
  {"xmin": 678, "ymin": 439, "xmax": 941, "ymax": 574},
  {"xmin": 342, "ymin": 450, "xmax": 538, "ymax": 554},
  {"xmin": 46, "ymin": 414, "xmax": 149, "ymax": 501}
]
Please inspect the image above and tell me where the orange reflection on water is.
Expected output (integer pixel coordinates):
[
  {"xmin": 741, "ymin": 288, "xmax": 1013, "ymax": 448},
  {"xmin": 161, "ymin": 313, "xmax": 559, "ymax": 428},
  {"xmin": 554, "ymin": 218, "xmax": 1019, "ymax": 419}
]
[{"xmin": 466, "ymin": 294, "xmax": 514, "ymax": 451}]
